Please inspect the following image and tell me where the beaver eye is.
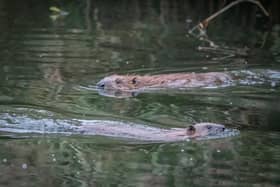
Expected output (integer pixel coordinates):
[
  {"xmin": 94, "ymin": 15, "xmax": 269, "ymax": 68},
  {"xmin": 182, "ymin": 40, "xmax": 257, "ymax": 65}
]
[
  {"xmin": 189, "ymin": 125, "xmax": 195, "ymax": 131},
  {"xmin": 186, "ymin": 125, "xmax": 196, "ymax": 136},
  {"xmin": 115, "ymin": 79, "xmax": 122, "ymax": 84},
  {"xmin": 207, "ymin": 126, "xmax": 212, "ymax": 130},
  {"xmin": 132, "ymin": 77, "xmax": 137, "ymax": 84}
]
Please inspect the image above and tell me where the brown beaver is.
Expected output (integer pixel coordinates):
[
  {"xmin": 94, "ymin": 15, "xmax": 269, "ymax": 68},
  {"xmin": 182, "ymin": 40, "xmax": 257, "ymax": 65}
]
[
  {"xmin": 77, "ymin": 122, "xmax": 227, "ymax": 141},
  {"xmin": 97, "ymin": 70, "xmax": 280, "ymax": 93},
  {"xmin": 0, "ymin": 114, "xmax": 232, "ymax": 141},
  {"xmin": 97, "ymin": 72, "xmax": 233, "ymax": 97}
]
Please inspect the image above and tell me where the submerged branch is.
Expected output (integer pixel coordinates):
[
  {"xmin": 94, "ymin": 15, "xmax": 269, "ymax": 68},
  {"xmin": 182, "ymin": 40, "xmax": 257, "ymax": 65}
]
[{"xmin": 188, "ymin": 0, "xmax": 269, "ymax": 59}]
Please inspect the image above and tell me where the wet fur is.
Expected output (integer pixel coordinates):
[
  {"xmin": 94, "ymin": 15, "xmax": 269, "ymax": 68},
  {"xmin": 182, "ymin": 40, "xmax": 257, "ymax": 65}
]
[
  {"xmin": 97, "ymin": 72, "xmax": 232, "ymax": 92},
  {"xmin": 78, "ymin": 122, "xmax": 226, "ymax": 141}
]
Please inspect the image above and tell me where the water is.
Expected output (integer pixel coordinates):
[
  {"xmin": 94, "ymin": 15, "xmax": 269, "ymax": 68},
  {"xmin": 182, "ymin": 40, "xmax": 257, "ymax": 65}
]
[{"xmin": 0, "ymin": 0, "xmax": 280, "ymax": 186}]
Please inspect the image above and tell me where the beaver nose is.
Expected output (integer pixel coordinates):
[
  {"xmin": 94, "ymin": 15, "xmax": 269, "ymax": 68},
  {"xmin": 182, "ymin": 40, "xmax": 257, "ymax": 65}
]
[{"xmin": 97, "ymin": 80, "xmax": 105, "ymax": 89}]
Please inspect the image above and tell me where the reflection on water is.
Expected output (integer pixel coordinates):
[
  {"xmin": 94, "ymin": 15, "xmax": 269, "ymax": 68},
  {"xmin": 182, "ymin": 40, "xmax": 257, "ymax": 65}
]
[
  {"xmin": 0, "ymin": 0, "xmax": 280, "ymax": 186},
  {"xmin": 0, "ymin": 132, "xmax": 280, "ymax": 187},
  {"xmin": 0, "ymin": 110, "xmax": 240, "ymax": 141}
]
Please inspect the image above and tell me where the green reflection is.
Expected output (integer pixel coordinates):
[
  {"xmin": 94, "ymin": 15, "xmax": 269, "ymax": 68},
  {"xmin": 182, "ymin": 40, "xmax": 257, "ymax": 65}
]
[{"xmin": 0, "ymin": 0, "xmax": 280, "ymax": 186}]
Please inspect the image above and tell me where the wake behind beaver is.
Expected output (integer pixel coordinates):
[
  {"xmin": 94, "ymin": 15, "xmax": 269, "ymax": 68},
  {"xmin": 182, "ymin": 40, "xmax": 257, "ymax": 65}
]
[
  {"xmin": 0, "ymin": 113, "xmax": 239, "ymax": 142},
  {"xmin": 96, "ymin": 69, "xmax": 280, "ymax": 98}
]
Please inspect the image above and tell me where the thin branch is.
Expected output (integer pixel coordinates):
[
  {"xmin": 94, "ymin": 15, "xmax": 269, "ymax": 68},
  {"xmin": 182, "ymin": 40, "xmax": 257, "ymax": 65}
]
[
  {"xmin": 189, "ymin": 0, "xmax": 269, "ymax": 36},
  {"xmin": 202, "ymin": 0, "xmax": 268, "ymax": 29},
  {"xmin": 187, "ymin": 0, "xmax": 269, "ymax": 59},
  {"xmin": 198, "ymin": 46, "xmax": 248, "ymax": 58}
]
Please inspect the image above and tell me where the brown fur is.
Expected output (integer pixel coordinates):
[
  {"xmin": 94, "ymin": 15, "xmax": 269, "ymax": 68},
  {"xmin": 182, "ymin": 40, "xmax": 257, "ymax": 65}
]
[
  {"xmin": 78, "ymin": 122, "xmax": 226, "ymax": 141},
  {"xmin": 97, "ymin": 72, "xmax": 232, "ymax": 92}
]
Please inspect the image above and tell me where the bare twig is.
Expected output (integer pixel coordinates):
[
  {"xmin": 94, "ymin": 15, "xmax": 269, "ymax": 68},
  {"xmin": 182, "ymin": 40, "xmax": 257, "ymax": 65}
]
[
  {"xmin": 198, "ymin": 46, "xmax": 248, "ymax": 56},
  {"xmin": 212, "ymin": 54, "xmax": 236, "ymax": 61},
  {"xmin": 260, "ymin": 31, "xmax": 268, "ymax": 48},
  {"xmin": 189, "ymin": 0, "xmax": 269, "ymax": 38},
  {"xmin": 198, "ymin": 45, "xmax": 248, "ymax": 60},
  {"xmin": 188, "ymin": 0, "xmax": 269, "ymax": 59}
]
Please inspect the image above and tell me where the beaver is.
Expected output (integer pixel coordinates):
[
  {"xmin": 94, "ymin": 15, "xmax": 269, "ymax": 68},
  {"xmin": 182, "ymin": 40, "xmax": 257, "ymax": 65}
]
[
  {"xmin": 96, "ymin": 70, "xmax": 280, "ymax": 97},
  {"xmin": 0, "ymin": 113, "xmax": 234, "ymax": 141},
  {"xmin": 76, "ymin": 122, "xmax": 227, "ymax": 141},
  {"xmin": 96, "ymin": 72, "xmax": 233, "ymax": 97}
]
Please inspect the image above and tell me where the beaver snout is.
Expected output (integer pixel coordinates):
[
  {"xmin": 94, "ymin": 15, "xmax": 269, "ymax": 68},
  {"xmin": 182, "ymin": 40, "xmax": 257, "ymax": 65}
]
[
  {"xmin": 210, "ymin": 124, "xmax": 225, "ymax": 135},
  {"xmin": 212, "ymin": 124, "xmax": 225, "ymax": 132},
  {"xmin": 97, "ymin": 80, "xmax": 105, "ymax": 89},
  {"xmin": 191, "ymin": 123, "xmax": 226, "ymax": 137}
]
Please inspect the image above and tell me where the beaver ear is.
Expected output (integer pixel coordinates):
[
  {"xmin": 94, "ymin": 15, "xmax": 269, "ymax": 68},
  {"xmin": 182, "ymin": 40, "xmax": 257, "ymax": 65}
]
[
  {"xmin": 132, "ymin": 77, "xmax": 137, "ymax": 84},
  {"xmin": 186, "ymin": 125, "xmax": 196, "ymax": 136}
]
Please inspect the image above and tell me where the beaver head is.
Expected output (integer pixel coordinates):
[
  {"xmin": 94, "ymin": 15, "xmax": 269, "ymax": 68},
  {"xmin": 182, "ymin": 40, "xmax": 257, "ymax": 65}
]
[
  {"xmin": 186, "ymin": 123, "xmax": 225, "ymax": 138},
  {"xmin": 97, "ymin": 75, "xmax": 142, "ymax": 91}
]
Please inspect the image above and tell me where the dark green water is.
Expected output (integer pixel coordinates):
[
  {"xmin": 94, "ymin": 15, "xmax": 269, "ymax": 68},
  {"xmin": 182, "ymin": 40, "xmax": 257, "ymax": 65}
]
[{"xmin": 0, "ymin": 0, "xmax": 280, "ymax": 186}]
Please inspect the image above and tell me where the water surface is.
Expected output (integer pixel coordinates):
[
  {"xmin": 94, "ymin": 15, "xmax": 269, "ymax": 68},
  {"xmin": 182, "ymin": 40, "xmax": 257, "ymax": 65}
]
[{"xmin": 0, "ymin": 0, "xmax": 280, "ymax": 186}]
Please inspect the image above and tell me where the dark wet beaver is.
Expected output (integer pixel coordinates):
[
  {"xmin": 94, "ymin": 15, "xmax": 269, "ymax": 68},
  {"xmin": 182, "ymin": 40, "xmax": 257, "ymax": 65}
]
[
  {"xmin": 97, "ymin": 70, "xmax": 280, "ymax": 92},
  {"xmin": 77, "ymin": 122, "xmax": 227, "ymax": 141},
  {"xmin": 97, "ymin": 72, "xmax": 232, "ymax": 93},
  {"xmin": 96, "ymin": 70, "xmax": 280, "ymax": 97},
  {"xmin": 0, "ymin": 113, "xmax": 234, "ymax": 141}
]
